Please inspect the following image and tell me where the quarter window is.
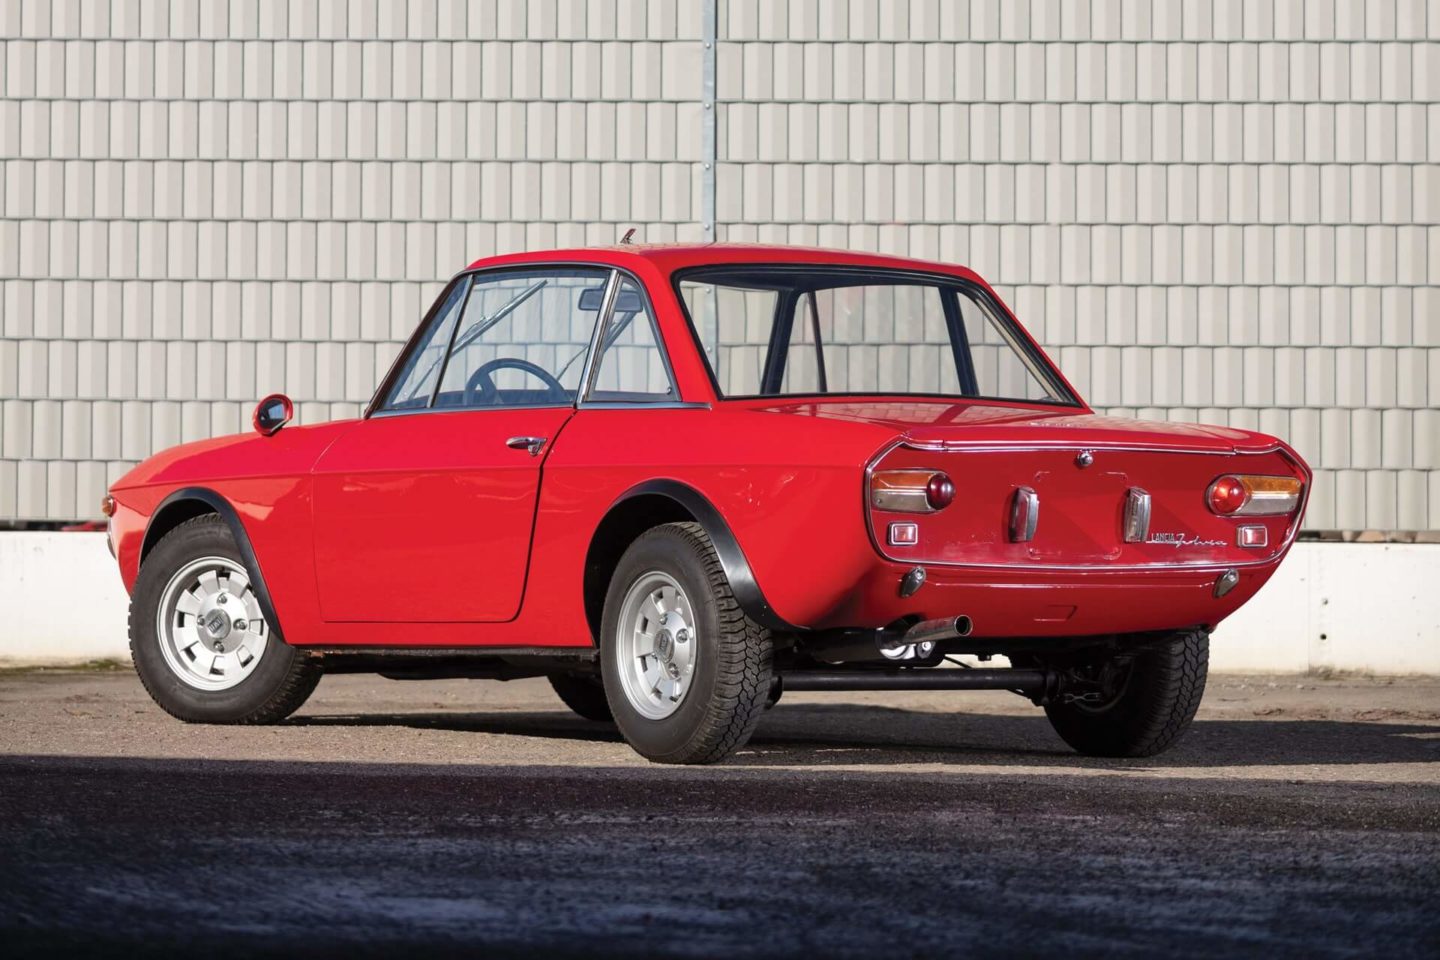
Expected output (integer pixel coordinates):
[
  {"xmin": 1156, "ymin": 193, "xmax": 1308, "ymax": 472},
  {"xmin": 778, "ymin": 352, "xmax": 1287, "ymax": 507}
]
[{"xmin": 587, "ymin": 278, "xmax": 676, "ymax": 402}]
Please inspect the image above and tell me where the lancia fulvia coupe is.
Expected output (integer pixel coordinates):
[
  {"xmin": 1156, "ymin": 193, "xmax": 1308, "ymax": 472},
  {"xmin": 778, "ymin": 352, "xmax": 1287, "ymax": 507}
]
[{"xmin": 105, "ymin": 244, "xmax": 1309, "ymax": 763}]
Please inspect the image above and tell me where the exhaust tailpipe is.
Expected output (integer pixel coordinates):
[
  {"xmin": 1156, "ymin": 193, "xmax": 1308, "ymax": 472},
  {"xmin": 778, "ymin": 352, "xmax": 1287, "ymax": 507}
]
[{"xmin": 901, "ymin": 615, "xmax": 973, "ymax": 646}]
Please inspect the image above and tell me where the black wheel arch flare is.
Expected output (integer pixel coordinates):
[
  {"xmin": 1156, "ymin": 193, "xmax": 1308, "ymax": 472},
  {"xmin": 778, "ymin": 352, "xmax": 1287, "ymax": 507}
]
[
  {"xmin": 596, "ymin": 480, "xmax": 796, "ymax": 635},
  {"xmin": 140, "ymin": 487, "xmax": 288, "ymax": 644}
]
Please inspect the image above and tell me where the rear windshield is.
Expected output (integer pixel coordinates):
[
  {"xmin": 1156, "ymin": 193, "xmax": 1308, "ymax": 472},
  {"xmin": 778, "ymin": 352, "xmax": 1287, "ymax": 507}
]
[{"xmin": 674, "ymin": 266, "xmax": 1073, "ymax": 404}]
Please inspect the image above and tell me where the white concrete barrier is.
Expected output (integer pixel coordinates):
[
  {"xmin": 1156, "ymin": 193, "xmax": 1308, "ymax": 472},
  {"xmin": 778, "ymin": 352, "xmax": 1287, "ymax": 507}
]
[
  {"xmin": 1, "ymin": 533, "xmax": 1437, "ymax": 673},
  {"xmin": 1212, "ymin": 542, "xmax": 1440, "ymax": 674},
  {"xmin": 2, "ymin": 532, "xmax": 131, "ymax": 664}
]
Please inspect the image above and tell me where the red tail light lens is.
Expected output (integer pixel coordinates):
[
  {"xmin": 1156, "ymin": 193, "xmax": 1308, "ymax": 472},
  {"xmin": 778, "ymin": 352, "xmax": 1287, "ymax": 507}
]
[
  {"xmin": 871, "ymin": 470, "xmax": 955, "ymax": 513},
  {"xmin": 1206, "ymin": 476, "xmax": 1249, "ymax": 515},
  {"xmin": 925, "ymin": 473, "xmax": 955, "ymax": 510},
  {"xmin": 1207, "ymin": 475, "xmax": 1304, "ymax": 517}
]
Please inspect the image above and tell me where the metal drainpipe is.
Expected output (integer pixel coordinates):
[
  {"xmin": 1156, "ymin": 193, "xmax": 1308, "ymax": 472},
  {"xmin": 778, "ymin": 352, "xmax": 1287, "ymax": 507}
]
[{"xmin": 701, "ymin": 0, "xmax": 717, "ymax": 243}]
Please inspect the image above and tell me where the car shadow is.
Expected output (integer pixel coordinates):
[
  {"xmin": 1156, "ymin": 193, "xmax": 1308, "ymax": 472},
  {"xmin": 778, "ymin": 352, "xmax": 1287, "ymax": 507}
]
[{"xmin": 287, "ymin": 701, "xmax": 1440, "ymax": 770}]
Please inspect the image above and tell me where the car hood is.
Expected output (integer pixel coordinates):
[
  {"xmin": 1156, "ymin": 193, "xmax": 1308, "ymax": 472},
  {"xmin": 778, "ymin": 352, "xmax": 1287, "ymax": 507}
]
[{"xmin": 744, "ymin": 399, "xmax": 1277, "ymax": 455}]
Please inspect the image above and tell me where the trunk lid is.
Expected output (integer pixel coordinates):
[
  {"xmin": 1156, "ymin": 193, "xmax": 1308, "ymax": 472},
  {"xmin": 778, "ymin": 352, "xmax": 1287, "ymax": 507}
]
[
  {"xmin": 849, "ymin": 402, "xmax": 1308, "ymax": 570},
  {"xmin": 757, "ymin": 398, "xmax": 1276, "ymax": 455}
]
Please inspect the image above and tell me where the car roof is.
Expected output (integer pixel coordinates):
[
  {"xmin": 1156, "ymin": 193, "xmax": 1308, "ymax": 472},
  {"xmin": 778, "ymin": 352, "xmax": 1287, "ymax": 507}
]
[{"xmin": 465, "ymin": 243, "xmax": 987, "ymax": 285}]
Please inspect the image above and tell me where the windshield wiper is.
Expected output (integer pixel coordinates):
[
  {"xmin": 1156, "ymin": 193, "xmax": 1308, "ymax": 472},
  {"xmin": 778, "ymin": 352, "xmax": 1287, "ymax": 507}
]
[{"xmin": 405, "ymin": 279, "xmax": 549, "ymax": 403}]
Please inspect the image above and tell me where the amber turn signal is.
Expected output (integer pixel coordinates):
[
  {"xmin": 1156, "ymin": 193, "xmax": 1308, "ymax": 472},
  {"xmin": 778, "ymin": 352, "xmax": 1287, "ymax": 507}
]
[
  {"xmin": 871, "ymin": 470, "xmax": 955, "ymax": 513},
  {"xmin": 1206, "ymin": 475, "xmax": 1303, "ymax": 517},
  {"xmin": 100, "ymin": 494, "xmax": 116, "ymax": 517}
]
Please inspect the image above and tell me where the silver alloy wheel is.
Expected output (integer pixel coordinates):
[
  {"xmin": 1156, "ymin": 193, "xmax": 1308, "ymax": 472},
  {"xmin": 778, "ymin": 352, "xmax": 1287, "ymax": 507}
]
[
  {"xmin": 614, "ymin": 570, "xmax": 698, "ymax": 720},
  {"xmin": 155, "ymin": 556, "xmax": 268, "ymax": 691}
]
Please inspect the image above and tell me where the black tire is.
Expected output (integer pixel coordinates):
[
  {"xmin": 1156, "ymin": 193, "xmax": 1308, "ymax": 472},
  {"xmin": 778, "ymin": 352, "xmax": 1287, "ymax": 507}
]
[
  {"xmin": 600, "ymin": 522, "xmax": 773, "ymax": 765},
  {"xmin": 547, "ymin": 672, "xmax": 613, "ymax": 722},
  {"xmin": 1044, "ymin": 629, "xmax": 1208, "ymax": 758},
  {"xmin": 129, "ymin": 514, "xmax": 322, "ymax": 724}
]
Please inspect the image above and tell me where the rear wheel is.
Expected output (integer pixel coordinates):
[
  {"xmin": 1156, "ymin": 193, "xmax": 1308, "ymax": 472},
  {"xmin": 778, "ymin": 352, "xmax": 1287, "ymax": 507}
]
[
  {"xmin": 547, "ymin": 672, "xmax": 612, "ymax": 722},
  {"xmin": 600, "ymin": 522, "xmax": 773, "ymax": 764},
  {"xmin": 1043, "ymin": 629, "xmax": 1208, "ymax": 758},
  {"xmin": 129, "ymin": 515, "xmax": 322, "ymax": 724}
]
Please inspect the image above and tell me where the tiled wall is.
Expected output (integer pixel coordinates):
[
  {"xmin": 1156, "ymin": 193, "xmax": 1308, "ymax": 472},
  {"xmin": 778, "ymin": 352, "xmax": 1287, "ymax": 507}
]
[
  {"xmin": 713, "ymin": 0, "xmax": 1439, "ymax": 531},
  {"xmin": 1, "ymin": 0, "xmax": 1437, "ymax": 530}
]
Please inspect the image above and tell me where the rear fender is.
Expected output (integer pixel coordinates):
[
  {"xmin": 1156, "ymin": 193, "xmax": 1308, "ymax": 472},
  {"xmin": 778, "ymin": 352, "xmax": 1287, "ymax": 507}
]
[{"xmin": 597, "ymin": 480, "xmax": 795, "ymax": 634}]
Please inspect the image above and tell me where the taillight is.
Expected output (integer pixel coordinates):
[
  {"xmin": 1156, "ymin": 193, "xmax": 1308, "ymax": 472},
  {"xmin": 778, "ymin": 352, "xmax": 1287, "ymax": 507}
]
[
  {"xmin": 871, "ymin": 470, "xmax": 955, "ymax": 513},
  {"xmin": 1206, "ymin": 475, "xmax": 1304, "ymax": 517},
  {"xmin": 1206, "ymin": 476, "xmax": 1248, "ymax": 515},
  {"xmin": 925, "ymin": 473, "xmax": 955, "ymax": 510}
]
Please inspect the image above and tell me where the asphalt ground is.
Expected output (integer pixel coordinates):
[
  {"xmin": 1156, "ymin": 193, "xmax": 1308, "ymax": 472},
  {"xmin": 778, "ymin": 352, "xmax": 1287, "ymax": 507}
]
[{"xmin": 0, "ymin": 669, "xmax": 1437, "ymax": 958}]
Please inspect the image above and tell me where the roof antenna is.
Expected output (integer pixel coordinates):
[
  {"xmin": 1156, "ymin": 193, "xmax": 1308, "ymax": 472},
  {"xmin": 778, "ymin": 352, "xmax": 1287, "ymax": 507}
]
[{"xmin": 619, "ymin": 227, "xmax": 636, "ymax": 245}]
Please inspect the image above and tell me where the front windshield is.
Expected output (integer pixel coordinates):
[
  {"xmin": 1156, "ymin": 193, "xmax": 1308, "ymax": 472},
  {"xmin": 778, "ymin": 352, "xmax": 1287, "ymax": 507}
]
[{"xmin": 675, "ymin": 266, "xmax": 1072, "ymax": 404}]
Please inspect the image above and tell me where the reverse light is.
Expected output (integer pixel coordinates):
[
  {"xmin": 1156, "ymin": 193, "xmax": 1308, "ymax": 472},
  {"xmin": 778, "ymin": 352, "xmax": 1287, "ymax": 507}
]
[
  {"xmin": 888, "ymin": 522, "xmax": 919, "ymax": 546},
  {"xmin": 1237, "ymin": 525, "xmax": 1269, "ymax": 548},
  {"xmin": 1206, "ymin": 475, "xmax": 1304, "ymax": 517},
  {"xmin": 871, "ymin": 470, "xmax": 956, "ymax": 513}
]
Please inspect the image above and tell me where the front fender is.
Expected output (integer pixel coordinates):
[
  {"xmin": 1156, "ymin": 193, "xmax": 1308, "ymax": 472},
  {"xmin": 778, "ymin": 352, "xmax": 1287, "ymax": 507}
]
[{"xmin": 140, "ymin": 488, "xmax": 289, "ymax": 644}]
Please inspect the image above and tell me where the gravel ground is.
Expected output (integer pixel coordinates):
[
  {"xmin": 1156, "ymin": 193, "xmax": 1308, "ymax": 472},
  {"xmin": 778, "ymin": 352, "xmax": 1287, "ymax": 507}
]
[{"xmin": 0, "ymin": 669, "xmax": 1437, "ymax": 958}]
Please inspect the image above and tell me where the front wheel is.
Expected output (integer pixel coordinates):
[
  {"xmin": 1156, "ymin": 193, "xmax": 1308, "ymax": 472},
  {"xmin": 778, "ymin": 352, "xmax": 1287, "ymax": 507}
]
[
  {"xmin": 129, "ymin": 514, "xmax": 322, "ymax": 724},
  {"xmin": 600, "ymin": 522, "xmax": 773, "ymax": 764},
  {"xmin": 1043, "ymin": 629, "xmax": 1209, "ymax": 758}
]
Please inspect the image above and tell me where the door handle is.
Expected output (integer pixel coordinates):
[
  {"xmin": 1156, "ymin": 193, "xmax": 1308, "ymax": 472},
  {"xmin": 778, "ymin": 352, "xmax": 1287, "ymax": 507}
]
[{"xmin": 506, "ymin": 436, "xmax": 547, "ymax": 456}]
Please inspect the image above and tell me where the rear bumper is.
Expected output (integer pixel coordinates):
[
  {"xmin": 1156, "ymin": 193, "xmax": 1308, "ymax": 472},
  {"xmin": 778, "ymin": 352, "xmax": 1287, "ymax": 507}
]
[{"xmin": 827, "ymin": 559, "xmax": 1279, "ymax": 638}]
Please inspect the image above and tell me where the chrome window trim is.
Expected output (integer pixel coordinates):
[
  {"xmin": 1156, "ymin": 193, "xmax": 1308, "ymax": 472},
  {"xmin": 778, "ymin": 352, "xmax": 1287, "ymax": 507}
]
[
  {"xmin": 576, "ymin": 400, "xmax": 712, "ymax": 411},
  {"xmin": 368, "ymin": 402, "xmax": 576, "ymax": 418},
  {"xmin": 575, "ymin": 269, "xmax": 621, "ymax": 404},
  {"xmin": 577, "ymin": 271, "xmax": 682, "ymax": 409},
  {"xmin": 366, "ymin": 261, "xmax": 628, "ymax": 420},
  {"xmin": 669, "ymin": 263, "xmax": 1082, "ymax": 408},
  {"xmin": 367, "ymin": 272, "xmax": 473, "ymax": 418},
  {"xmin": 427, "ymin": 274, "xmax": 479, "ymax": 409}
]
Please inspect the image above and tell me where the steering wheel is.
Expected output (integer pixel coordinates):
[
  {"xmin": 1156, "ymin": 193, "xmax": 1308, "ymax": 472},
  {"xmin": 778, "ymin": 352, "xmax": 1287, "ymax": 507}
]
[{"xmin": 465, "ymin": 357, "xmax": 569, "ymax": 406}]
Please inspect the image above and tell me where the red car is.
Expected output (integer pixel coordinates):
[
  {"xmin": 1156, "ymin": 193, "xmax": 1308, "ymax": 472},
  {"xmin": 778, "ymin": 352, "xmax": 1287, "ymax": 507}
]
[{"xmin": 105, "ymin": 244, "xmax": 1309, "ymax": 764}]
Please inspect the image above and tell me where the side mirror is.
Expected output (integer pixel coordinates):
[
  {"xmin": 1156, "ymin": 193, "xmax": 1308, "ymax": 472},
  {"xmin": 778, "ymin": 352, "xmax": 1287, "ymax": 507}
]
[{"xmin": 253, "ymin": 393, "xmax": 293, "ymax": 436}]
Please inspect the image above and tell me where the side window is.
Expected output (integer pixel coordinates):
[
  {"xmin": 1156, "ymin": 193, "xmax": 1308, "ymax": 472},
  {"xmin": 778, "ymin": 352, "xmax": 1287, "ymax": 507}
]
[
  {"xmin": 587, "ymin": 278, "xmax": 676, "ymax": 401},
  {"xmin": 432, "ymin": 268, "xmax": 609, "ymax": 409},
  {"xmin": 382, "ymin": 278, "xmax": 469, "ymax": 411}
]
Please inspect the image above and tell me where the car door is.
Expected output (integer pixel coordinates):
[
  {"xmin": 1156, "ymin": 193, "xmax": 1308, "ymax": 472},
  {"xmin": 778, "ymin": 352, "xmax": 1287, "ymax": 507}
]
[{"xmin": 310, "ymin": 265, "xmax": 615, "ymax": 623}]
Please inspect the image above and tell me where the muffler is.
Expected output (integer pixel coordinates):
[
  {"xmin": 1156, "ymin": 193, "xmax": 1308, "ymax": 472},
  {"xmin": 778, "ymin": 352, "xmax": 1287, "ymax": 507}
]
[{"xmin": 807, "ymin": 614, "xmax": 974, "ymax": 664}]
